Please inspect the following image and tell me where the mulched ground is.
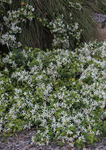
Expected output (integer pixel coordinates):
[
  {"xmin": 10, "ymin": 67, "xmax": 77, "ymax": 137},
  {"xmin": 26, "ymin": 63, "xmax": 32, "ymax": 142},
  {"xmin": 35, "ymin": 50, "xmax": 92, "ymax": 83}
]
[{"xmin": 0, "ymin": 128, "xmax": 106, "ymax": 150}]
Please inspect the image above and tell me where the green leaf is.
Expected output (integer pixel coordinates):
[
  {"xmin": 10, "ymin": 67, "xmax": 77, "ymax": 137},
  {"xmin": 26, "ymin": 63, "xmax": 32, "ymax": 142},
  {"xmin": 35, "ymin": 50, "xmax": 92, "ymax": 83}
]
[{"xmin": 57, "ymin": 141, "xmax": 64, "ymax": 146}]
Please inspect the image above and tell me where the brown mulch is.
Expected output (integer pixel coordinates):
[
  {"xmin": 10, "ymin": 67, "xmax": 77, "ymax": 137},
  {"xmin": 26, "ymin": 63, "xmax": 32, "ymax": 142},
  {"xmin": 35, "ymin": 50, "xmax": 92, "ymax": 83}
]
[{"xmin": 0, "ymin": 128, "xmax": 106, "ymax": 150}]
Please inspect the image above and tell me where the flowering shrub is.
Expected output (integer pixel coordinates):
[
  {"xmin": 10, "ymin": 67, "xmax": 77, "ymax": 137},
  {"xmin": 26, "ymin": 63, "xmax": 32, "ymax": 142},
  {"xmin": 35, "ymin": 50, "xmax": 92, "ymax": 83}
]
[
  {"xmin": 46, "ymin": 14, "xmax": 82, "ymax": 49},
  {"xmin": 39, "ymin": 1, "xmax": 82, "ymax": 50},
  {"xmin": 0, "ymin": 0, "xmax": 82, "ymax": 51},
  {"xmin": 1, "ymin": 0, "xmax": 106, "ymax": 148},
  {"xmin": 0, "ymin": 0, "xmax": 35, "ymax": 48},
  {"xmin": 0, "ymin": 41, "xmax": 106, "ymax": 147}
]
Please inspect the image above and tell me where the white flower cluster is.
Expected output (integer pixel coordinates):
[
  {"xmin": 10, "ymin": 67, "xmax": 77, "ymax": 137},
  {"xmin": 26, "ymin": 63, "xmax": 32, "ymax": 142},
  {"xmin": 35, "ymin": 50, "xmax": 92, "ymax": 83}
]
[
  {"xmin": 35, "ymin": 2, "xmax": 82, "ymax": 50},
  {"xmin": 1, "ymin": 32, "xmax": 22, "ymax": 48},
  {"xmin": 69, "ymin": 2, "xmax": 82, "ymax": 10},
  {"xmin": 46, "ymin": 14, "xmax": 82, "ymax": 49},
  {"xmin": 0, "ymin": 42, "xmax": 106, "ymax": 147},
  {"xmin": 0, "ymin": 1, "xmax": 35, "ymax": 48}
]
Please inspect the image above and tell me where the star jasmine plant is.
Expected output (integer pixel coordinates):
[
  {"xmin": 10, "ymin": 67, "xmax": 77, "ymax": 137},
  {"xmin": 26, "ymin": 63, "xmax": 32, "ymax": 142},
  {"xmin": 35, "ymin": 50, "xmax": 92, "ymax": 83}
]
[
  {"xmin": 0, "ymin": 0, "xmax": 106, "ymax": 149},
  {"xmin": 0, "ymin": 42, "xmax": 106, "ymax": 147}
]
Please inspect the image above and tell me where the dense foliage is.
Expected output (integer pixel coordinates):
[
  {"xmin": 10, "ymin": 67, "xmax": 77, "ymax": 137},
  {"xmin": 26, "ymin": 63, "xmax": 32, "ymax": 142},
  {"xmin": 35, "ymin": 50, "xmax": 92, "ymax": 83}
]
[
  {"xmin": 1, "ymin": 41, "xmax": 106, "ymax": 147},
  {"xmin": 1, "ymin": 0, "xmax": 106, "ymax": 148}
]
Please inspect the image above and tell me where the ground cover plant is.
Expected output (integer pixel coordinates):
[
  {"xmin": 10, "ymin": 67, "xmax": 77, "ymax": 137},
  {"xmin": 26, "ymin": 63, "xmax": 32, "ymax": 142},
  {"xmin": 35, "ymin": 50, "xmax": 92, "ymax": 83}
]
[
  {"xmin": 1, "ymin": 0, "xmax": 106, "ymax": 149},
  {"xmin": 1, "ymin": 41, "xmax": 106, "ymax": 148}
]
